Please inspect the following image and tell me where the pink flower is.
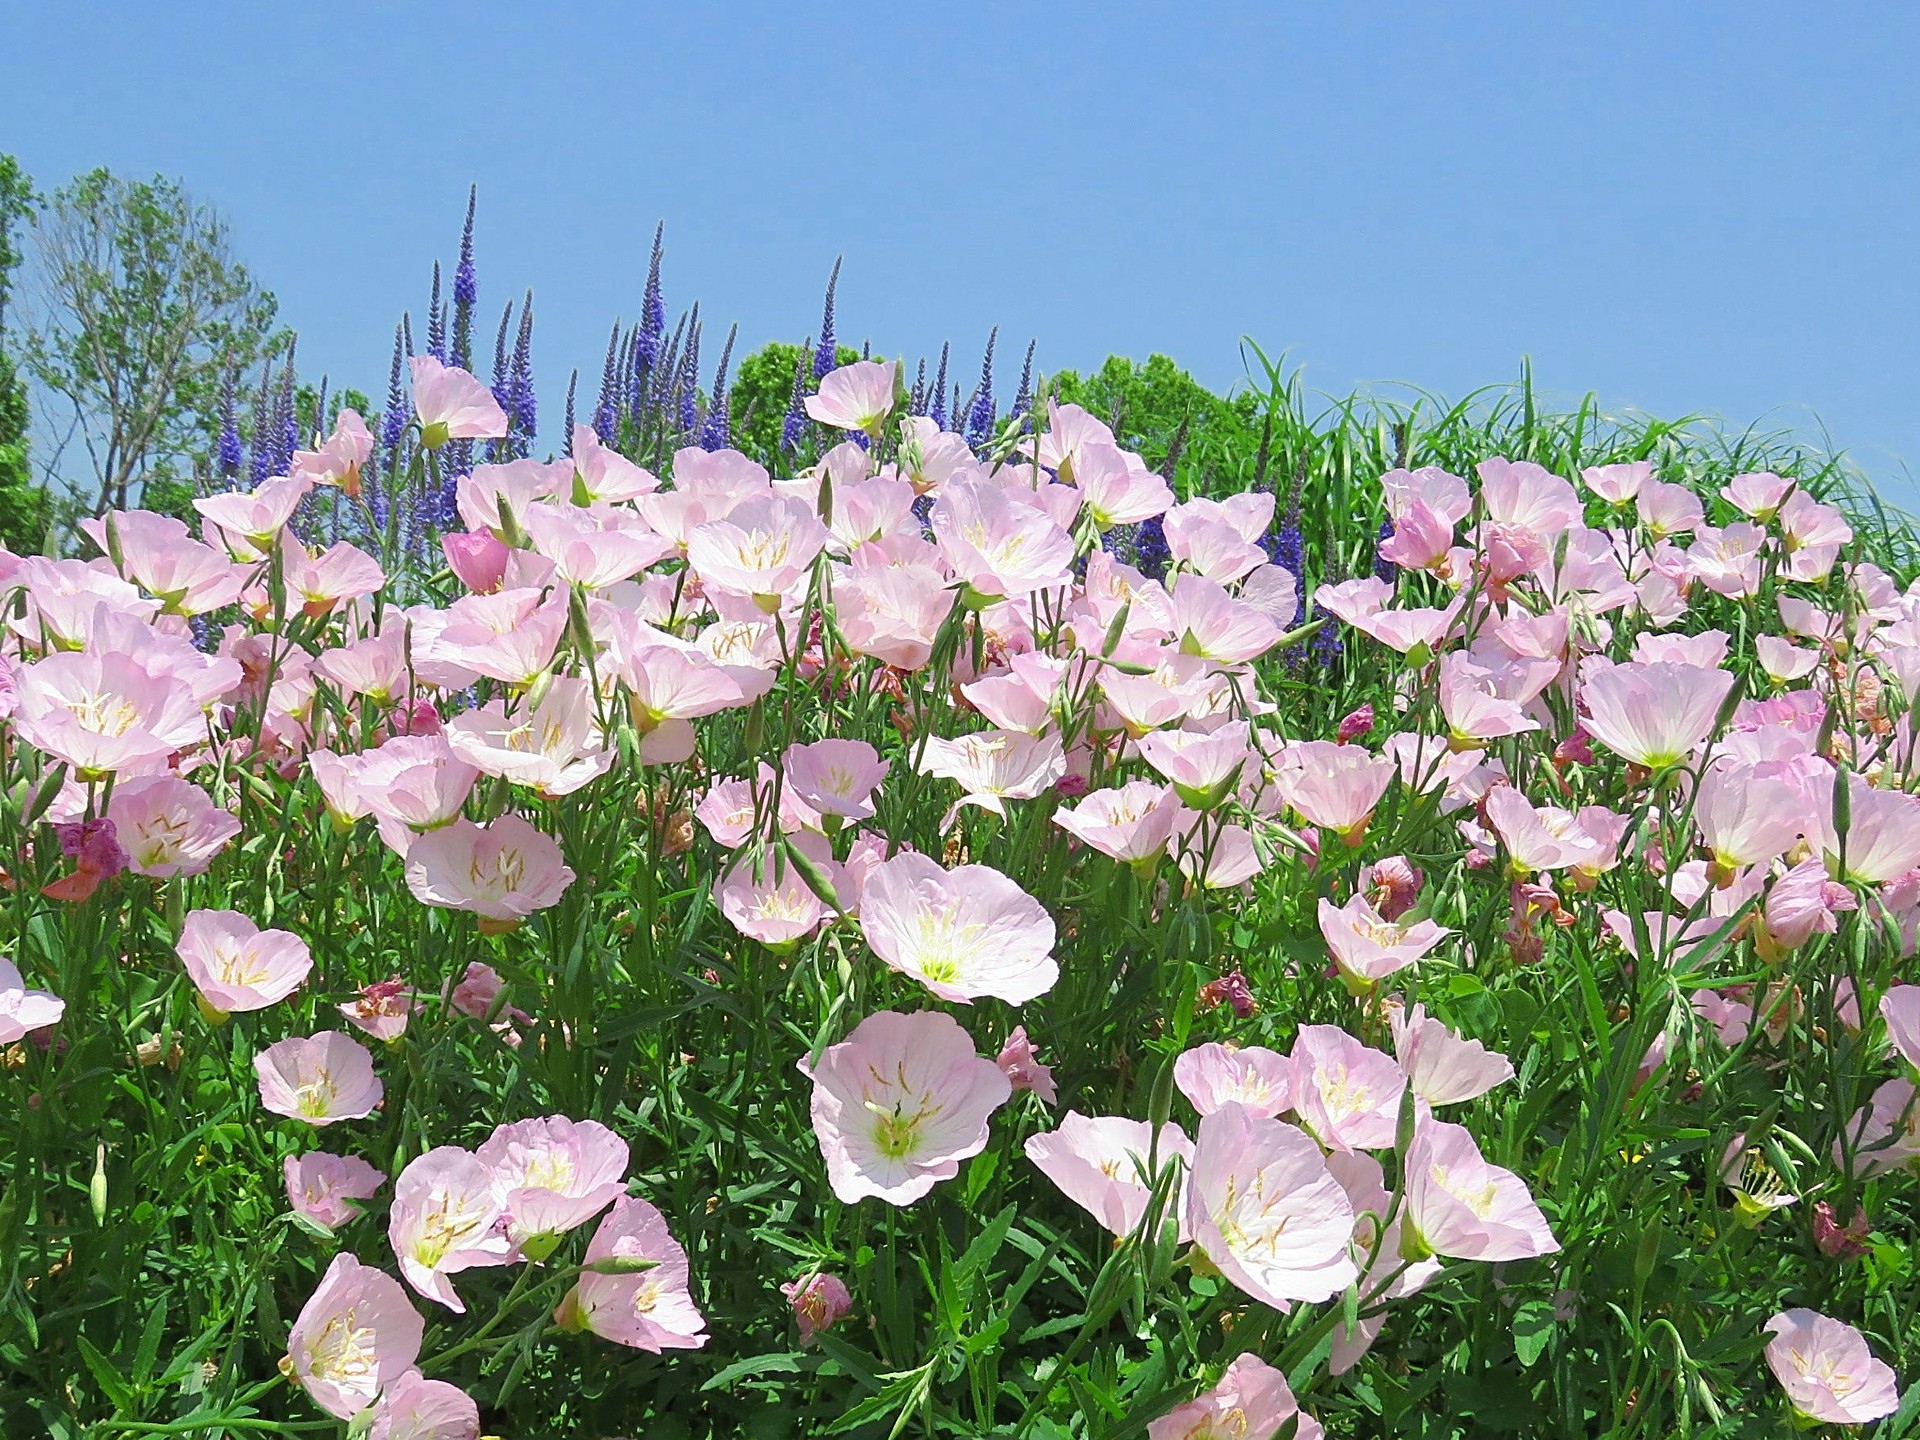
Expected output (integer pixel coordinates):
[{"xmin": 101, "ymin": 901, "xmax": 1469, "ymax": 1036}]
[
  {"xmin": 1173, "ymin": 1042, "xmax": 1293, "ymax": 1119},
  {"xmin": 1580, "ymin": 460, "xmax": 1650, "ymax": 504},
  {"xmin": 283, "ymin": 1151, "xmax": 385, "ymax": 1232},
  {"xmin": 476, "ymin": 1115, "xmax": 629, "ymax": 1255},
  {"xmin": 450, "ymin": 961, "xmax": 525, "ymax": 1025},
  {"xmin": 441, "ymin": 529, "xmax": 510, "ymax": 594},
  {"xmin": 410, "ymin": 355, "xmax": 507, "ymax": 447},
  {"xmin": 931, "ymin": 478, "xmax": 1075, "ymax": 598},
  {"xmin": 784, "ymin": 738, "xmax": 890, "ymax": 822},
  {"xmin": 1359, "ymin": 855, "xmax": 1423, "ymax": 920},
  {"xmin": 1273, "ymin": 741, "xmax": 1395, "ymax": 844},
  {"xmin": 687, "ymin": 493, "xmax": 830, "ymax": 602},
  {"xmin": 310, "ymin": 735, "xmax": 479, "ymax": 849},
  {"xmin": 340, "ymin": 978, "xmax": 415, "ymax": 1042},
  {"xmin": 255, "ymin": 1032, "xmax": 383, "ymax": 1127},
  {"xmin": 388, "ymin": 1146, "xmax": 513, "ymax": 1312},
  {"xmin": 804, "ymin": 359, "xmax": 898, "ymax": 435},
  {"xmin": 443, "ymin": 676, "xmax": 613, "ymax": 797},
  {"xmin": 1403, "ymin": 1118, "xmax": 1559, "ymax": 1261},
  {"xmin": 1318, "ymin": 893, "xmax": 1449, "ymax": 987},
  {"xmin": 86, "ymin": 510, "xmax": 244, "ymax": 616},
  {"xmin": 12, "ymin": 650, "xmax": 205, "ymax": 780},
  {"xmin": 178, "ymin": 908, "xmax": 313, "ymax": 1014},
  {"xmin": 1579, "ymin": 661, "xmax": 1735, "ymax": 768},
  {"xmin": 1052, "ymin": 781, "xmax": 1184, "ymax": 864},
  {"xmin": 1483, "ymin": 786, "xmax": 1606, "ymax": 874},
  {"xmin": 404, "ymin": 816, "xmax": 575, "ymax": 929},
  {"xmin": 1805, "ymin": 772, "xmax": 1920, "ymax": 885},
  {"xmin": 1025, "ymin": 1111, "xmax": 1194, "ymax": 1239},
  {"xmin": 1186, "ymin": 1103, "xmax": 1359, "ymax": 1307},
  {"xmin": 782, "ymin": 1273, "xmax": 854, "ymax": 1346},
  {"xmin": 1693, "ymin": 762, "xmax": 1806, "ymax": 873},
  {"xmin": 284, "ymin": 539, "xmax": 385, "ymax": 616},
  {"xmin": 194, "ymin": 474, "xmax": 312, "ymax": 557},
  {"xmin": 291, "ymin": 408, "xmax": 374, "ymax": 495},
  {"xmin": 555, "ymin": 1196, "xmax": 708, "ymax": 1351},
  {"xmin": 1390, "ymin": 1003, "xmax": 1514, "ymax": 1105},
  {"xmin": 1884, "ymin": 986, "xmax": 1920, "ymax": 1071},
  {"xmin": 1438, "ymin": 652, "xmax": 1543, "ymax": 745},
  {"xmin": 800, "ymin": 1010, "xmax": 1011, "ymax": 1205},
  {"xmin": 284, "ymin": 1252, "xmax": 423, "ymax": 1420},
  {"xmin": 569, "ymin": 423, "xmax": 659, "ymax": 501},
  {"xmin": 0, "ymin": 957, "xmax": 65, "ymax": 1044},
  {"xmin": 995, "ymin": 1026, "xmax": 1058, "ymax": 1104},
  {"xmin": 366, "ymin": 1370, "xmax": 481, "ymax": 1440},
  {"xmin": 1723, "ymin": 470, "xmax": 1796, "ymax": 520},
  {"xmin": 717, "ymin": 835, "xmax": 834, "ymax": 947},
  {"xmin": 106, "ymin": 775, "xmax": 241, "ymax": 878},
  {"xmin": 1761, "ymin": 856, "xmax": 1858, "ymax": 952},
  {"xmin": 1148, "ymin": 1353, "xmax": 1324, "ymax": 1440},
  {"xmin": 916, "ymin": 729, "xmax": 1067, "ymax": 828},
  {"xmin": 522, "ymin": 502, "xmax": 671, "ymax": 590},
  {"xmin": 1289, "ymin": 1025, "xmax": 1407, "ymax": 1152},
  {"xmin": 1167, "ymin": 574, "xmax": 1281, "ymax": 663},
  {"xmin": 858, "ymin": 852, "xmax": 1058, "ymax": 1004},
  {"xmin": 1137, "ymin": 722, "xmax": 1251, "ymax": 809},
  {"xmin": 1377, "ymin": 497, "xmax": 1455, "ymax": 571},
  {"xmin": 1635, "ymin": 479, "xmax": 1704, "ymax": 539},
  {"xmin": 1074, "ymin": 441, "xmax": 1173, "ymax": 528},
  {"xmin": 1763, "ymin": 1309, "xmax": 1900, "ymax": 1424}
]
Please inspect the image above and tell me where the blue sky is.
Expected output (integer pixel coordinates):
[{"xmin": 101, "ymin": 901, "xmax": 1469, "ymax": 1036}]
[{"xmin": 4, "ymin": 2, "xmax": 1916, "ymax": 507}]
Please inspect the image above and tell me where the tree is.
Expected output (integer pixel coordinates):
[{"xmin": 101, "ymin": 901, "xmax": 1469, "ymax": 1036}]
[
  {"xmin": 0, "ymin": 155, "xmax": 49, "ymax": 553},
  {"xmin": 24, "ymin": 168, "xmax": 281, "ymax": 516}
]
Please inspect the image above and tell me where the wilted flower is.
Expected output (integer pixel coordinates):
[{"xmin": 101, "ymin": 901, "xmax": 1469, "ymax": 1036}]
[
  {"xmin": 995, "ymin": 1026, "xmax": 1058, "ymax": 1104},
  {"xmin": 782, "ymin": 1272, "xmax": 854, "ymax": 1346}
]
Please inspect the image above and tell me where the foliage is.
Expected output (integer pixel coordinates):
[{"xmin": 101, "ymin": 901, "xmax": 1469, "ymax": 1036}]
[{"xmin": 21, "ymin": 168, "xmax": 282, "ymax": 517}]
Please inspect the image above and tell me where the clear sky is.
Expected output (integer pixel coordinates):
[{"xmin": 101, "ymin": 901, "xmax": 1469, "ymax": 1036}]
[{"xmin": 3, "ymin": 2, "xmax": 1916, "ymax": 507}]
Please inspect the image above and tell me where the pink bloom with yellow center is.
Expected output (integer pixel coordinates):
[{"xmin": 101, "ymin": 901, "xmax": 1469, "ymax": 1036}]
[
  {"xmin": 1185, "ymin": 1103, "xmax": 1359, "ymax": 1309},
  {"xmin": 1173, "ymin": 1042, "xmax": 1293, "ymax": 1119},
  {"xmin": 1318, "ymin": 893, "xmax": 1450, "ymax": 986},
  {"xmin": 1403, "ymin": 1117, "xmax": 1559, "ymax": 1261},
  {"xmin": 106, "ymin": 774, "xmax": 240, "ymax": 878},
  {"xmin": 554, "ymin": 1196, "xmax": 709, "ymax": 1352},
  {"xmin": 1763, "ymin": 1309, "xmax": 1900, "ymax": 1424},
  {"xmin": 858, "ymin": 851, "xmax": 1058, "ymax": 1004},
  {"xmin": 800, "ymin": 1009, "xmax": 1011, "ymax": 1205},
  {"xmin": 410, "ymin": 355, "xmax": 507, "ymax": 448},
  {"xmin": 178, "ymin": 908, "xmax": 313, "ymax": 1014},
  {"xmin": 1025, "ymin": 1111, "xmax": 1194, "ymax": 1239},
  {"xmin": 403, "ymin": 815, "xmax": 575, "ymax": 928},
  {"xmin": 1148, "ymin": 1352, "xmax": 1324, "ymax": 1440},
  {"xmin": 283, "ymin": 1151, "xmax": 385, "ymax": 1232},
  {"xmin": 284, "ymin": 1252, "xmax": 423, "ymax": 1420},
  {"xmin": 255, "ymin": 1032, "xmax": 383, "ymax": 1127}
]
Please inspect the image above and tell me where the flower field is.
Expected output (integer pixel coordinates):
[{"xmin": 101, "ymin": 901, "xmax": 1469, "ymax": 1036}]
[{"xmin": 2, "ymin": 271, "xmax": 1919, "ymax": 1439}]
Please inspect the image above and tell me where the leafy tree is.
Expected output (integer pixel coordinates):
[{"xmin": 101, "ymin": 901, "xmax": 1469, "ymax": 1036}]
[
  {"xmin": 1050, "ymin": 353, "xmax": 1261, "ymax": 495},
  {"xmin": 0, "ymin": 155, "xmax": 49, "ymax": 553},
  {"xmin": 23, "ymin": 168, "xmax": 282, "ymax": 517}
]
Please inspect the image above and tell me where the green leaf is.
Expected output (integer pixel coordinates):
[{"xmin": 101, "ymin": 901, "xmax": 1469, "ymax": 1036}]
[
  {"xmin": 1512, "ymin": 1298, "xmax": 1558, "ymax": 1368},
  {"xmin": 76, "ymin": 1334, "xmax": 137, "ymax": 1414},
  {"xmin": 700, "ymin": 1353, "xmax": 804, "ymax": 1392}
]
